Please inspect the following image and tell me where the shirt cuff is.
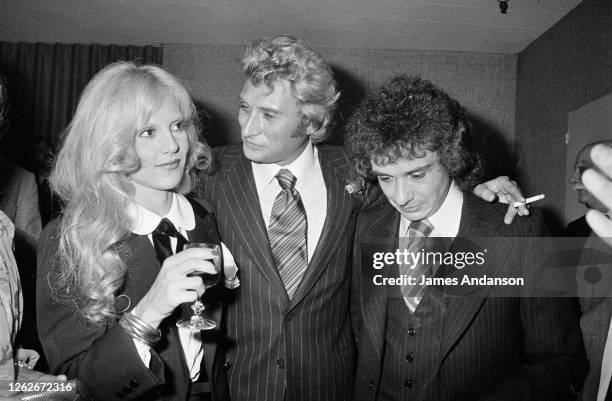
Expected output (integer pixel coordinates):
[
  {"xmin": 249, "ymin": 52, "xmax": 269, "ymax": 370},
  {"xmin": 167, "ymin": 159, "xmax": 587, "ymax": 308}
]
[
  {"xmin": 132, "ymin": 337, "xmax": 151, "ymax": 368},
  {"xmin": 221, "ymin": 242, "xmax": 240, "ymax": 289},
  {"xmin": 130, "ymin": 311, "xmax": 152, "ymax": 368}
]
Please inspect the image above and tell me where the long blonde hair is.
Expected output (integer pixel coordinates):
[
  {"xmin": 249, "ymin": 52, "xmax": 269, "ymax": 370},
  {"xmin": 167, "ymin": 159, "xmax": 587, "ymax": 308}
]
[{"xmin": 50, "ymin": 61, "xmax": 209, "ymax": 324}]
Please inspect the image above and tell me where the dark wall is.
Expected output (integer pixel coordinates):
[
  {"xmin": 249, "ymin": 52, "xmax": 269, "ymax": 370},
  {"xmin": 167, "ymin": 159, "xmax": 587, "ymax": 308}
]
[
  {"xmin": 164, "ymin": 44, "xmax": 517, "ymax": 179},
  {"xmin": 515, "ymin": 0, "xmax": 612, "ymax": 232}
]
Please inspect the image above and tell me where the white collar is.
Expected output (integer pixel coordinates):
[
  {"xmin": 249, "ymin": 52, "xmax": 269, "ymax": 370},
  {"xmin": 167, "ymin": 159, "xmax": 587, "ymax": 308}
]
[
  {"xmin": 427, "ymin": 181, "xmax": 463, "ymax": 238},
  {"xmin": 127, "ymin": 193, "xmax": 195, "ymax": 235},
  {"xmin": 251, "ymin": 139, "xmax": 317, "ymax": 191}
]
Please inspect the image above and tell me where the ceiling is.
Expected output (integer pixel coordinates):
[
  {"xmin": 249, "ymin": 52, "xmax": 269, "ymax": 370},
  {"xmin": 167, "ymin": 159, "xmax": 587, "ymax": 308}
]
[{"xmin": 0, "ymin": 0, "xmax": 582, "ymax": 53}]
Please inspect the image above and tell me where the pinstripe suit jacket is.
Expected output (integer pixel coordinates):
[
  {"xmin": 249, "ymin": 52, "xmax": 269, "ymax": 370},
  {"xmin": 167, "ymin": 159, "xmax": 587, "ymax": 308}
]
[
  {"xmin": 199, "ymin": 144, "xmax": 362, "ymax": 401},
  {"xmin": 352, "ymin": 193, "xmax": 587, "ymax": 401}
]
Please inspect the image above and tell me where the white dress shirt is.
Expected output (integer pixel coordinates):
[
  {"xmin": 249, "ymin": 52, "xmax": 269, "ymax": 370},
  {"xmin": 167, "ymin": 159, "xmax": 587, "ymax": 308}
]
[
  {"xmin": 127, "ymin": 193, "xmax": 237, "ymax": 380},
  {"xmin": 251, "ymin": 140, "xmax": 327, "ymax": 262}
]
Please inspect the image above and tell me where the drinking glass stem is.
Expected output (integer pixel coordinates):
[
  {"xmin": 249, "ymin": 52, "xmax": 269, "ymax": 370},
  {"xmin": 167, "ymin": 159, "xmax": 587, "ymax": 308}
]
[{"xmin": 191, "ymin": 301, "xmax": 205, "ymax": 317}]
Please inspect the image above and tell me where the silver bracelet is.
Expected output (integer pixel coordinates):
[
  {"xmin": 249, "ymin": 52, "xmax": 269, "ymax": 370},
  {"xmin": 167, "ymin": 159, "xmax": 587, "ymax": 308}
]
[{"xmin": 119, "ymin": 311, "xmax": 162, "ymax": 347}]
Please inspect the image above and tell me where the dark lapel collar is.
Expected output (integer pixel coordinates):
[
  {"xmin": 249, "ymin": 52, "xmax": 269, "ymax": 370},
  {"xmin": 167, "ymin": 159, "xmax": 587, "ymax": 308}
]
[
  {"xmin": 439, "ymin": 192, "xmax": 508, "ymax": 358},
  {"xmin": 219, "ymin": 152, "xmax": 289, "ymax": 304},
  {"xmin": 290, "ymin": 146, "xmax": 358, "ymax": 305},
  {"xmin": 358, "ymin": 202, "xmax": 399, "ymax": 355},
  {"xmin": 119, "ymin": 235, "xmax": 160, "ymax": 308}
]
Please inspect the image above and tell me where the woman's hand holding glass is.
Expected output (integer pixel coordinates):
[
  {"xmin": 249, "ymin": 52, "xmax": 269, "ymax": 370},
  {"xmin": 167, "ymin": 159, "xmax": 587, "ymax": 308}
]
[
  {"xmin": 132, "ymin": 246, "xmax": 218, "ymax": 329},
  {"xmin": 177, "ymin": 243, "xmax": 221, "ymax": 330}
]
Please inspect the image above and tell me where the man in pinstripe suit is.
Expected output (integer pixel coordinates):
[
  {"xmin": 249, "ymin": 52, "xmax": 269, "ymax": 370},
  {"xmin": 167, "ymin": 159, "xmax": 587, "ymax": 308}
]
[
  {"xmin": 199, "ymin": 36, "xmax": 533, "ymax": 401},
  {"xmin": 346, "ymin": 75, "xmax": 587, "ymax": 401}
]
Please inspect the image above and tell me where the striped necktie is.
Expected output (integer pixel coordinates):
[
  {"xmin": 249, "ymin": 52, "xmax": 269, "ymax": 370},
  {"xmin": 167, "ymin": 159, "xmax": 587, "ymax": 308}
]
[
  {"xmin": 268, "ymin": 169, "xmax": 308, "ymax": 299},
  {"xmin": 400, "ymin": 219, "xmax": 434, "ymax": 312}
]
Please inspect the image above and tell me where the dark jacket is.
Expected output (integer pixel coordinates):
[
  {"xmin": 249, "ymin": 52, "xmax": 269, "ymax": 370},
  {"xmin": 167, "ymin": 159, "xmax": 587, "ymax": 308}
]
[
  {"xmin": 352, "ymin": 192, "xmax": 588, "ymax": 401},
  {"xmin": 37, "ymin": 197, "xmax": 230, "ymax": 401}
]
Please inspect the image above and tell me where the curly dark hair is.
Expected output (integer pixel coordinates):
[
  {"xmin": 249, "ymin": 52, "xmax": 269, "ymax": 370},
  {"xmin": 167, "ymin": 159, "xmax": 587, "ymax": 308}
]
[{"xmin": 344, "ymin": 75, "xmax": 482, "ymax": 189}]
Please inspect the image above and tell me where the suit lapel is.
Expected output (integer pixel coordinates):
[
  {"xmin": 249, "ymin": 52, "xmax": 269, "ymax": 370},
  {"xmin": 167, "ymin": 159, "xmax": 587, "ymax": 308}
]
[
  {"xmin": 439, "ymin": 193, "xmax": 510, "ymax": 359},
  {"xmin": 359, "ymin": 203, "xmax": 399, "ymax": 356},
  {"xmin": 120, "ymin": 235, "xmax": 161, "ymax": 307},
  {"xmin": 290, "ymin": 146, "xmax": 357, "ymax": 305},
  {"xmin": 219, "ymin": 152, "xmax": 289, "ymax": 304}
]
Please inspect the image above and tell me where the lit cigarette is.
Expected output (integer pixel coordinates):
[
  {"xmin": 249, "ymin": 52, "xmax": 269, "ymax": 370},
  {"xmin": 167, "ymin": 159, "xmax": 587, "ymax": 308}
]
[{"xmin": 513, "ymin": 194, "xmax": 545, "ymax": 208}]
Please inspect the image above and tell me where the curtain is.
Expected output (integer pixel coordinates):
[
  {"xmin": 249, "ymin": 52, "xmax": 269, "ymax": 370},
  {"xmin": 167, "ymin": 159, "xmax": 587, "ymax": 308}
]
[{"xmin": 0, "ymin": 42, "xmax": 163, "ymax": 165}]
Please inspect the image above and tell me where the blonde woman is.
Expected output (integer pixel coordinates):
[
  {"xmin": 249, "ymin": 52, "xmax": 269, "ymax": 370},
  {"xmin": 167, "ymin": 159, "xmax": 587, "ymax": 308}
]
[{"xmin": 36, "ymin": 62, "xmax": 230, "ymax": 401}]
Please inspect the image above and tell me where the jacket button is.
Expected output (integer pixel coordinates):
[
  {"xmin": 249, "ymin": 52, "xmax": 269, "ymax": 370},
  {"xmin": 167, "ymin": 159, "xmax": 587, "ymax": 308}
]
[
  {"xmin": 404, "ymin": 379, "xmax": 413, "ymax": 388},
  {"xmin": 277, "ymin": 358, "xmax": 285, "ymax": 369},
  {"xmin": 129, "ymin": 380, "xmax": 139, "ymax": 388},
  {"xmin": 406, "ymin": 353, "xmax": 414, "ymax": 362},
  {"xmin": 368, "ymin": 381, "xmax": 375, "ymax": 391},
  {"xmin": 408, "ymin": 328, "xmax": 416, "ymax": 336},
  {"xmin": 122, "ymin": 386, "xmax": 132, "ymax": 393},
  {"xmin": 115, "ymin": 392, "xmax": 125, "ymax": 399}
]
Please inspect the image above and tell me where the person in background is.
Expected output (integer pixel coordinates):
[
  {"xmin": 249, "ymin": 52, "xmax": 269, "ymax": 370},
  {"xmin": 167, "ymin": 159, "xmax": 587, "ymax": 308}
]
[
  {"xmin": 0, "ymin": 72, "xmax": 52, "ymax": 397},
  {"xmin": 567, "ymin": 141, "xmax": 612, "ymax": 238},
  {"xmin": 1, "ymin": 209, "xmax": 69, "ymax": 398},
  {"xmin": 0, "ymin": 70, "xmax": 42, "ymax": 254},
  {"xmin": 0, "ymin": 68, "xmax": 46, "ymax": 377},
  {"xmin": 567, "ymin": 141, "xmax": 612, "ymax": 401},
  {"xmin": 26, "ymin": 136, "xmax": 61, "ymax": 226},
  {"xmin": 37, "ymin": 62, "xmax": 231, "ymax": 401},
  {"xmin": 199, "ymin": 35, "xmax": 530, "ymax": 401},
  {"xmin": 345, "ymin": 75, "xmax": 587, "ymax": 401}
]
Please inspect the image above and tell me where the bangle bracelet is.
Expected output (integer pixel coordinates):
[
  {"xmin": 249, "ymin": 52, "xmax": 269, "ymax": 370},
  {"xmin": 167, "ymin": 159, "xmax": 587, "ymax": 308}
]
[{"xmin": 119, "ymin": 311, "xmax": 162, "ymax": 347}]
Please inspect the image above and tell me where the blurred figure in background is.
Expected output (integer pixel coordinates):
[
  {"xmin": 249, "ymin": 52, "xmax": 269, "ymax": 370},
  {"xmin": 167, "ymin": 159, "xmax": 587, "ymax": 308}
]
[
  {"xmin": 0, "ymin": 69, "xmax": 45, "ymax": 372},
  {"xmin": 569, "ymin": 141, "xmax": 612, "ymax": 401},
  {"xmin": 567, "ymin": 141, "xmax": 612, "ymax": 238},
  {"xmin": 0, "ymin": 66, "xmax": 66, "ymax": 399},
  {"xmin": 26, "ymin": 136, "xmax": 61, "ymax": 226},
  {"xmin": 1, "ymin": 198, "xmax": 67, "ymax": 398},
  {"xmin": 0, "ymin": 70, "xmax": 42, "ymax": 253}
]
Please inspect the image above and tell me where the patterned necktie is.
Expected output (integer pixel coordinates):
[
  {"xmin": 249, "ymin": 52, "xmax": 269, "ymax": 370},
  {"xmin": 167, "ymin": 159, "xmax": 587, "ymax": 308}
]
[
  {"xmin": 400, "ymin": 219, "xmax": 434, "ymax": 312},
  {"xmin": 268, "ymin": 169, "xmax": 308, "ymax": 299},
  {"xmin": 151, "ymin": 217, "xmax": 188, "ymax": 265}
]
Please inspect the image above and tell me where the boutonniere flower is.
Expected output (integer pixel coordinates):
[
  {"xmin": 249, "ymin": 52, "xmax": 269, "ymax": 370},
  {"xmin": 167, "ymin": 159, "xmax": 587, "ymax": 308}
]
[{"xmin": 344, "ymin": 177, "xmax": 366, "ymax": 196}]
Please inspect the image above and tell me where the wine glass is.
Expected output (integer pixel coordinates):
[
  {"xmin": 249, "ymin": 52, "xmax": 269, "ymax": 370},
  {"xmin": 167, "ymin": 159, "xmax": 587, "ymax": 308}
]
[{"xmin": 176, "ymin": 242, "xmax": 221, "ymax": 330}]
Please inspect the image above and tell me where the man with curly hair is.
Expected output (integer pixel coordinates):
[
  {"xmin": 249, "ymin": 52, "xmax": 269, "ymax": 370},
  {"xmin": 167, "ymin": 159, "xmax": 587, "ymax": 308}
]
[
  {"xmin": 199, "ymin": 36, "xmax": 532, "ymax": 401},
  {"xmin": 346, "ymin": 75, "xmax": 587, "ymax": 401}
]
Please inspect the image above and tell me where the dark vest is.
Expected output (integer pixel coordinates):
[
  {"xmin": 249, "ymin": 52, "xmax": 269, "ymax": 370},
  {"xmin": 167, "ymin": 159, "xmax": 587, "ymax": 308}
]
[{"xmin": 379, "ymin": 285, "xmax": 446, "ymax": 401}]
